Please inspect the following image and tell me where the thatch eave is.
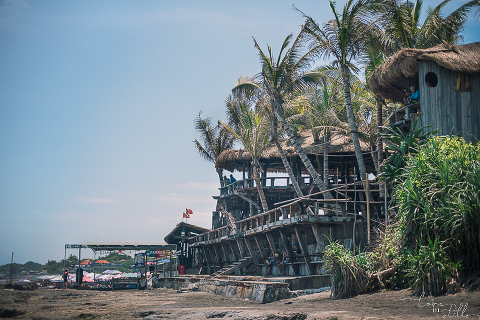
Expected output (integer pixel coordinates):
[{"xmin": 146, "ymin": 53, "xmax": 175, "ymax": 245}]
[
  {"xmin": 215, "ymin": 129, "xmax": 370, "ymax": 173},
  {"xmin": 368, "ymin": 42, "xmax": 480, "ymax": 103}
]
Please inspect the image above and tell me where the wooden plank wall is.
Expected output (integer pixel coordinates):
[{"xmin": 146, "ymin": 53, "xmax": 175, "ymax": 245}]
[{"xmin": 419, "ymin": 60, "xmax": 479, "ymax": 144}]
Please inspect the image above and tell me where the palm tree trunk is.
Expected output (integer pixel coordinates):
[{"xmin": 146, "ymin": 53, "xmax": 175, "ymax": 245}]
[
  {"xmin": 274, "ymin": 108, "xmax": 333, "ymax": 200},
  {"xmin": 341, "ymin": 64, "xmax": 367, "ymax": 182},
  {"xmin": 252, "ymin": 162, "xmax": 269, "ymax": 212},
  {"xmin": 272, "ymin": 119, "xmax": 304, "ymax": 198},
  {"xmin": 274, "ymin": 138, "xmax": 304, "ymax": 198},
  {"xmin": 217, "ymin": 168, "xmax": 224, "ymax": 187},
  {"xmin": 376, "ymin": 96, "xmax": 386, "ymax": 199},
  {"xmin": 323, "ymin": 128, "xmax": 329, "ymax": 186}
]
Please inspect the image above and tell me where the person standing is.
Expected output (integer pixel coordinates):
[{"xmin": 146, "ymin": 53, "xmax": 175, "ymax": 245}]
[{"xmin": 63, "ymin": 269, "xmax": 68, "ymax": 289}]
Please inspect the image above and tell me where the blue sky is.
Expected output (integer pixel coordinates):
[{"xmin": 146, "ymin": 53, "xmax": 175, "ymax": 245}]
[{"xmin": 0, "ymin": 0, "xmax": 478, "ymax": 266}]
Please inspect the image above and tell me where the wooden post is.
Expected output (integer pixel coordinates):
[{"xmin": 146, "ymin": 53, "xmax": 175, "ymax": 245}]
[
  {"xmin": 202, "ymin": 247, "xmax": 212, "ymax": 274},
  {"xmin": 254, "ymin": 236, "xmax": 267, "ymax": 261},
  {"xmin": 219, "ymin": 243, "xmax": 229, "ymax": 264},
  {"xmin": 265, "ymin": 233, "xmax": 282, "ymax": 274},
  {"xmin": 366, "ymin": 173, "xmax": 371, "ymax": 243},
  {"xmin": 212, "ymin": 245, "xmax": 222, "ymax": 267},
  {"xmin": 294, "ymin": 227, "xmax": 314, "ymax": 275},
  {"xmin": 236, "ymin": 239, "xmax": 245, "ymax": 258},
  {"xmin": 385, "ymin": 181, "xmax": 388, "ymax": 224},
  {"xmin": 228, "ymin": 241, "xmax": 240, "ymax": 261},
  {"xmin": 244, "ymin": 238, "xmax": 260, "ymax": 273},
  {"xmin": 311, "ymin": 224, "xmax": 325, "ymax": 253}
]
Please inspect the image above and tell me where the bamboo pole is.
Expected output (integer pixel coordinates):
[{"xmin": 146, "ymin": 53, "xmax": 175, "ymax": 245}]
[
  {"xmin": 366, "ymin": 173, "xmax": 370, "ymax": 243},
  {"xmin": 385, "ymin": 181, "xmax": 388, "ymax": 224}
]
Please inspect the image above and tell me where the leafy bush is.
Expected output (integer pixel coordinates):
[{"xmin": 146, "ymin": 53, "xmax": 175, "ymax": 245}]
[{"xmin": 392, "ymin": 136, "xmax": 480, "ymax": 283}]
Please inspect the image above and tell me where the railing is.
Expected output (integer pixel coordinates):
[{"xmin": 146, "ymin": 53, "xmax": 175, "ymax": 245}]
[
  {"xmin": 389, "ymin": 102, "xmax": 421, "ymax": 129},
  {"xmin": 219, "ymin": 176, "xmax": 314, "ymax": 196},
  {"xmin": 189, "ymin": 199, "xmax": 320, "ymax": 245}
]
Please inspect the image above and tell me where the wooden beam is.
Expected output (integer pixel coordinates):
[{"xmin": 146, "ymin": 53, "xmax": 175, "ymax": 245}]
[
  {"xmin": 205, "ymin": 247, "xmax": 217, "ymax": 273},
  {"xmin": 201, "ymin": 247, "xmax": 213, "ymax": 275},
  {"xmin": 274, "ymin": 182, "xmax": 361, "ymax": 206},
  {"xmin": 220, "ymin": 243, "xmax": 230, "ymax": 264},
  {"xmin": 294, "ymin": 227, "xmax": 314, "ymax": 276},
  {"xmin": 265, "ymin": 233, "xmax": 283, "ymax": 274},
  {"xmin": 228, "ymin": 241, "xmax": 240, "ymax": 261},
  {"xmin": 235, "ymin": 192, "xmax": 260, "ymax": 209},
  {"xmin": 236, "ymin": 239, "xmax": 246, "ymax": 258},
  {"xmin": 212, "ymin": 245, "xmax": 223, "ymax": 267},
  {"xmin": 254, "ymin": 235, "xmax": 267, "ymax": 261},
  {"xmin": 244, "ymin": 238, "xmax": 260, "ymax": 273},
  {"xmin": 311, "ymin": 224, "xmax": 326, "ymax": 253}
]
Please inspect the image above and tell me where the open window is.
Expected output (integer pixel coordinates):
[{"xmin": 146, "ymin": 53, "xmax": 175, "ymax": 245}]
[
  {"xmin": 425, "ymin": 72, "xmax": 438, "ymax": 87},
  {"xmin": 453, "ymin": 72, "xmax": 472, "ymax": 92}
]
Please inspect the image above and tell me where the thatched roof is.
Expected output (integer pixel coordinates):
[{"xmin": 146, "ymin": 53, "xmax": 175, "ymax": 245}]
[
  {"xmin": 164, "ymin": 222, "xmax": 209, "ymax": 244},
  {"xmin": 368, "ymin": 42, "xmax": 480, "ymax": 103},
  {"xmin": 216, "ymin": 129, "xmax": 370, "ymax": 173}
]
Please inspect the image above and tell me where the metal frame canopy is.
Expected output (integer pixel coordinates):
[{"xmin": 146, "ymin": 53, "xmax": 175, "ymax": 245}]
[{"xmin": 65, "ymin": 242, "xmax": 176, "ymax": 252}]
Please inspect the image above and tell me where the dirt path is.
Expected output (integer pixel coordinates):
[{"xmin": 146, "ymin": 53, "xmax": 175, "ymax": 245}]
[{"xmin": 1, "ymin": 287, "xmax": 479, "ymax": 319}]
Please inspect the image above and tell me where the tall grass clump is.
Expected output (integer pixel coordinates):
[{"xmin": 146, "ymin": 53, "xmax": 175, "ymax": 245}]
[
  {"xmin": 323, "ymin": 240, "xmax": 370, "ymax": 299},
  {"xmin": 391, "ymin": 136, "xmax": 480, "ymax": 294}
]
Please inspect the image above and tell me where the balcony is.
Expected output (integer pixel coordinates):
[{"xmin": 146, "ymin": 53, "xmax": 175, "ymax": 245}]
[
  {"xmin": 219, "ymin": 176, "xmax": 314, "ymax": 196},
  {"xmin": 389, "ymin": 102, "xmax": 421, "ymax": 132}
]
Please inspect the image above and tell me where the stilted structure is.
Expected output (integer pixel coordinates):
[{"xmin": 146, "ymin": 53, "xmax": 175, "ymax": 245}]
[{"xmin": 189, "ymin": 130, "xmax": 386, "ymax": 278}]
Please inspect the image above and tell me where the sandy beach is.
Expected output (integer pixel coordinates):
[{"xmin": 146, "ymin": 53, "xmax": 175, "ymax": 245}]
[{"xmin": 1, "ymin": 287, "xmax": 480, "ymax": 319}]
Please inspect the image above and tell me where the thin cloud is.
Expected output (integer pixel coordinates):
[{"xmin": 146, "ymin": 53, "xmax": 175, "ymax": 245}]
[
  {"xmin": 74, "ymin": 197, "xmax": 125, "ymax": 204},
  {"xmin": 0, "ymin": 0, "xmax": 31, "ymax": 26},
  {"xmin": 171, "ymin": 181, "xmax": 219, "ymax": 190}
]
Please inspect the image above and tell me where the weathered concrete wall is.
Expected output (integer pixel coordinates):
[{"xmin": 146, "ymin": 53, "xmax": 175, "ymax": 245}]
[
  {"xmin": 156, "ymin": 276, "xmax": 291, "ymax": 303},
  {"xmin": 156, "ymin": 275, "xmax": 330, "ymax": 303}
]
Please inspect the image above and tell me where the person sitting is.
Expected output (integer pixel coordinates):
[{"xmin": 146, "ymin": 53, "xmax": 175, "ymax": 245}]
[
  {"xmin": 406, "ymin": 86, "xmax": 419, "ymax": 104},
  {"xmin": 265, "ymin": 258, "xmax": 275, "ymax": 276},
  {"xmin": 292, "ymin": 243, "xmax": 302, "ymax": 262},
  {"xmin": 279, "ymin": 250, "xmax": 290, "ymax": 275},
  {"xmin": 403, "ymin": 89, "xmax": 411, "ymax": 105}
]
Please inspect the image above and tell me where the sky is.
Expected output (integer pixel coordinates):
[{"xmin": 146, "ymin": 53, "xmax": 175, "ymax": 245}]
[{"xmin": 0, "ymin": 0, "xmax": 479, "ymax": 266}]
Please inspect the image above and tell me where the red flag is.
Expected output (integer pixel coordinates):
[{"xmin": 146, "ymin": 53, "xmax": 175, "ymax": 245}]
[
  {"xmin": 118, "ymin": 250, "xmax": 124, "ymax": 254},
  {"xmin": 186, "ymin": 208, "xmax": 193, "ymax": 215},
  {"xmin": 183, "ymin": 212, "xmax": 190, "ymax": 218}
]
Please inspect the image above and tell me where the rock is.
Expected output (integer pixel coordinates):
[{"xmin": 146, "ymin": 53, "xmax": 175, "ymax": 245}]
[{"xmin": 14, "ymin": 280, "xmax": 38, "ymax": 290}]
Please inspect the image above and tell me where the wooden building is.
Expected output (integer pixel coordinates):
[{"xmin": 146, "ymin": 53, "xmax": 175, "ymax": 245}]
[
  {"xmin": 369, "ymin": 41, "xmax": 480, "ymax": 143},
  {"xmin": 213, "ymin": 129, "xmax": 379, "ymax": 224},
  {"xmin": 164, "ymin": 222, "xmax": 209, "ymax": 270},
  {"xmin": 186, "ymin": 130, "xmax": 385, "ymax": 277}
]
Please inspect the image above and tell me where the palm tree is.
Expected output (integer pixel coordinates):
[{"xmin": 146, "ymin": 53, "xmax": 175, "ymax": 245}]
[
  {"xmin": 375, "ymin": 0, "xmax": 480, "ymax": 51},
  {"xmin": 303, "ymin": 71, "xmax": 345, "ymax": 184},
  {"xmin": 194, "ymin": 111, "xmax": 235, "ymax": 186},
  {"xmin": 220, "ymin": 94, "xmax": 271, "ymax": 212},
  {"xmin": 233, "ymin": 32, "xmax": 334, "ymax": 200},
  {"xmin": 301, "ymin": 0, "xmax": 376, "ymax": 184}
]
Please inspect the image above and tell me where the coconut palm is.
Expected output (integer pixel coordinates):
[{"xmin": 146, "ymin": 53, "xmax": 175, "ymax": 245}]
[
  {"xmin": 302, "ymin": 71, "xmax": 345, "ymax": 184},
  {"xmin": 194, "ymin": 111, "xmax": 235, "ymax": 186},
  {"xmin": 220, "ymin": 94, "xmax": 271, "ymax": 212},
  {"xmin": 233, "ymin": 32, "xmax": 335, "ymax": 200},
  {"xmin": 374, "ymin": 0, "xmax": 480, "ymax": 51},
  {"xmin": 300, "ymin": 0, "xmax": 377, "ymax": 184}
]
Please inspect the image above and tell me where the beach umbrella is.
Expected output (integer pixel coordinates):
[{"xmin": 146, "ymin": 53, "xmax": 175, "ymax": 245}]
[
  {"xmin": 104, "ymin": 269, "xmax": 122, "ymax": 274},
  {"xmin": 50, "ymin": 275, "xmax": 63, "ymax": 282},
  {"xmin": 94, "ymin": 259, "xmax": 110, "ymax": 264},
  {"xmin": 117, "ymin": 272, "xmax": 139, "ymax": 278}
]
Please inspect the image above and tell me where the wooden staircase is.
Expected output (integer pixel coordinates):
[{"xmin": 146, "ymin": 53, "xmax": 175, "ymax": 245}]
[{"xmin": 211, "ymin": 257, "xmax": 254, "ymax": 277}]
